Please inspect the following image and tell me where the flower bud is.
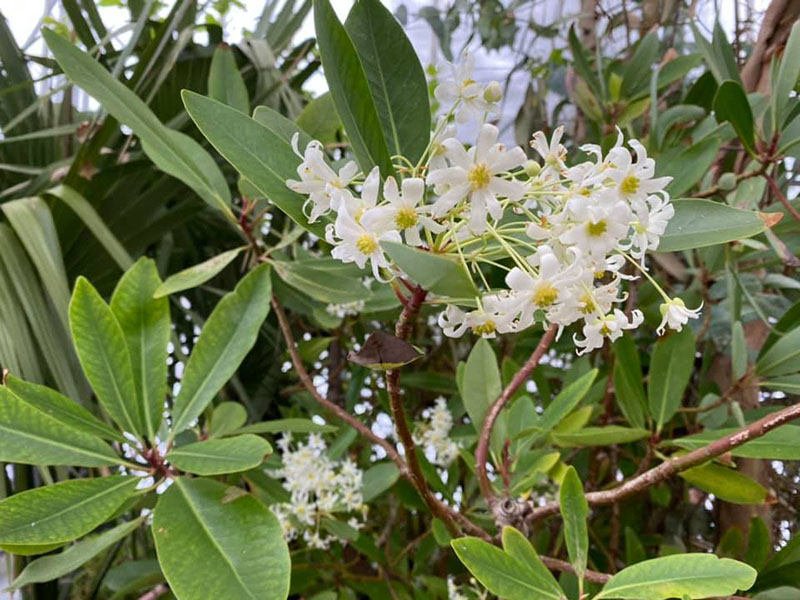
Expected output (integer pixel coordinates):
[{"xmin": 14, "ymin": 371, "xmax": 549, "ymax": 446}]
[
  {"xmin": 718, "ymin": 172, "xmax": 736, "ymax": 190},
  {"xmin": 483, "ymin": 81, "xmax": 502, "ymax": 103},
  {"xmin": 524, "ymin": 159, "xmax": 541, "ymax": 177}
]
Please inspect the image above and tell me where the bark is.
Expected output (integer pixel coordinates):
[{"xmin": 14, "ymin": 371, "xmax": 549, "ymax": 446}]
[{"xmin": 740, "ymin": 0, "xmax": 800, "ymax": 93}]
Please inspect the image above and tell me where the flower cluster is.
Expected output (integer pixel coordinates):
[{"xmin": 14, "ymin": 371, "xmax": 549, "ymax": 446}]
[
  {"xmin": 270, "ymin": 433, "xmax": 365, "ymax": 549},
  {"xmin": 413, "ymin": 397, "xmax": 460, "ymax": 467},
  {"xmin": 285, "ymin": 52, "xmax": 701, "ymax": 354}
]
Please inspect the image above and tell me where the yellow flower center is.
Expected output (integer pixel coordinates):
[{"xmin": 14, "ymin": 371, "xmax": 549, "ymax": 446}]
[
  {"xmin": 594, "ymin": 270, "xmax": 606, "ymax": 279},
  {"xmin": 587, "ymin": 220, "xmax": 608, "ymax": 236},
  {"xmin": 468, "ymin": 163, "xmax": 492, "ymax": 190},
  {"xmin": 473, "ymin": 320, "xmax": 497, "ymax": 336},
  {"xmin": 580, "ymin": 293, "xmax": 597, "ymax": 314},
  {"xmin": 533, "ymin": 283, "xmax": 558, "ymax": 307},
  {"xmin": 599, "ymin": 323, "xmax": 612, "ymax": 336},
  {"xmin": 395, "ymin": 207, "xmax": 418, "ymax": 230},
  {"xmin": 356, "ymin": 234, "xmax": 378, "ymax": 255},
  {"xmin": 620, "ymin": 175, "xmax": 639, "ymax": 195}
]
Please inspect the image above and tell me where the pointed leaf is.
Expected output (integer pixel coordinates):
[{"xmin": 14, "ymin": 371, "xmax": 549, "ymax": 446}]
[
  {"xmin": 649, "ymin": 327, "xmax": 695, "ymax": 431},
  {"xmin": 235, "ymin": 418, "xmax": 337, "ymax": 435},
  {"xmin": 560, "ymin": 466, "xmax": 588, "ymax": 578},
  {"xmin": 208, "ymin": 44, "xmax": 249, "ymax": 114},
  {"xmin": 382, "ymin": 241, "xmax": 476, "ymax": 299},
  {"xmin": 167, "ymin": 435, "xmax": 271, "ymax": 476},
  {"xmin": 552, "ymin": 426, "xmax": 650, "ymax": 447},
  {"xmin": 153, "ymin": 478, "xmax": 290, "ymax": 600},
  {"xmin": 756, "ymin": 326, "xmax": 800, "ymax": 377},
  {"xmin": 671, "ymin": 425, "xmax": 800, "ymax": 459},
  {"xmin": 171, "ymin": 265, "xmax": 272, "ymax": 433},
  {"xmin": 154, "ymin": 247, "xmax": 246, "ymax": 298},
  {"xmin": 208, "ymin": 402, "xmax": 248, "ymax": 439},
  {"xmin": 679, "ymin": 461, "xmax": 769, "ymax": 504},
  {"xmin": 539, "ymin": 369, "xmax": 598, "ymax": 433},
  {"xmin": 501, "ymin": 527, "xmax": 564, "ymax": 599},
  {"xmin": 612, "ymin": 335, "xmax": 647, "ymax": 428},
  {"xmin": 714, "ymin": 80, "xmax": 755, "ymax": 153}
]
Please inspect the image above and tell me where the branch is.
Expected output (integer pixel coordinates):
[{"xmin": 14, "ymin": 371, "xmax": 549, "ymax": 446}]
[
  {"xmin": 271, "ymin": 297, "xmax": 408, "ymax": 475},
  {"xmin": 527, "ymin": 401, "xmax": 800, "ymax": 521},
  {"xmin": 540, "ymin": 556, "xmax": 611, "ymax": 584},
  {"xmin": 766, "ymin": 172, "xmax": 800, "ymax": 223},
  {"xmin": 475, "ymin": 325, "xmax": 558, "ymax": 506}
]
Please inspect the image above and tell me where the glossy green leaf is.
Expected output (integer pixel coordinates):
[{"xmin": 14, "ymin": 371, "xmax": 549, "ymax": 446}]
[
  {"xmin": 236, "ymin": 418, "xmax": 338, "ymax": 435},
  {"xmin": 154, "ymin": 247, "xmax": 246, "ymax": 298},
  {"xmin": 560, "ymin": 466, "xmax": 588, "ymax": 578},
  {"xmin": 296, "ymin": 93, "xmax": 341, "ymax": 144},
  {"xmin": 451, "ymin": 537, "xmax": 565, "ymax": 600},
  {"xmin": 661, "ymin": 138, "xmax": 721, "ymax": 198},
  {"xmin": 649, "ymin": 327, "xmax": 695, "ymax": 431},
  {"xmin": 538, "ymin": 369, "xmax": 598, "ymax": 433},
  {"xmin": 252, "ymin": 105, "xmax": 313, "ymax": 148},
  {"xmin": 110, "ymin": 258, "xmax": 169, "ymax": 441},
  {"xmin": 756, "ymin": 326, "xmax": 800, "ymax": 377},
  {"xmin": 153, "ymin": 478, "xmax": 290, "ymax": 600},
  {"xmin": 344, "ymin": 0, "xmax": 430, "ymax": 163},
  {"xmin": 553, "ymin": 426, "xmax": 650, "ymax": 447},
  {"xmin": 0, "ymin": 477, "xmax": 139, "ymax": 547},
  {"xmin": 42, "ymin": 29, "xmax": 231, "ymax": 215},
  {"xmin": 595, "ymin": 553, "xmax": 757, "ymax": 599},
  {"xmin": 679, "ymin": 462, "xmax": 770, "ymax": 504},
  {"xmin": 208, "ymin": 44, "xmax": 249, "ymax": 114},
  {"xmin": 760, "ymin": 375, "xmax": 800, "ymax": 394},
  {"xmin": 361, "ymin": 462, "xmax": 400, "ymax": 502},
  {"xmin": 501, "ymin": 527, "xmax": 564, "ymax": 599},
  {"xmin": 612, "ymin": 335, "xmax": 647, "ymax": 429},
  {"xmin": 8, "ymin": 517, "xmax": 145, "ymax": 590},
  {"xmin": 772, "ymin": 21, "xmax": 800, "ymax": 129},
  {"xmin": 208, "ymin": 402, "xmax": 248, "ymax": 438},
  {"xmin": 714, "ymin": 80, "xmax": 755, "ymax": 153},
  {"xmin": 272, "ymin": 258, "xmax": 373, "ymax": 304},
  {"xmin": 69, "ymin": 277, "xmax": 142, "ymax": 437},
  {"xmin": 167, "ymin": 435, "xmax": 272, "ymax": 475},
  {"xmin": 672, "ymin": 425, "xmax": 800, "ymax": 459},
  {"xmin": 621, "ymin": 32, "xmax": 659, "ymax": 97},
  {"xmin": 0, "ymin": 385, "xmax": 122, "ymax": 467},
  {"xmin": 182, "ymin": 91, "xmax": 324, "ymax": 237},
  {"xmin": 171, "ymin": 264, "xmax": 272, "ymax": 434},
  {"xmin": 382, "ymin": 242, "xmax": 476, "ymax": 299},
  {"xmin": 460, "ymin": 338, "xmax": 501, "ymax": 436},
  {"xmin": 4, "ymin": 375, "xmax": 123, "ymax": 442},
  {"xmin": 314, "ymin": 0, "xmax": 394, "ymax": 175}
]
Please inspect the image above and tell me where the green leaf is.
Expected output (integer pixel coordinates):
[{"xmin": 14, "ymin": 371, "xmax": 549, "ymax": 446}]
[
  {"xmin": 0, "ymin": 385, "xmax": 122, "ymax": 468},
  {"xmin": 553, "ymin": 426, "xmax": 650, "ymax": 447},
  {"xmin": 167, "ymin": 435, "xmax": 272, "ymax": 475},
  {"xmin": 568, "ymin": 25, "xmax": 602, "ymax": 98},
  {"xmin": 208, "ymin": 402, "xmax": 248, "ymax": 439},
  {"xmin": 460, "ymin": 338, "xmax": 501, "ymax": 436},
  {"xmin": 4, "ymin": 375, "xmax": 124, "ymax": 442},
  {"xmin": 235, "ymin": 418, "xmax": 337, "ymax": 435},
  {"xmin": 171, "ymin": 264, "xmax": 272, "ymax": 434},
  {"xmin": 0, "ymin": 476, "xmax": 139, "ymax": 547},
  {"xmin": 451, "ymin": 537, "xmax": 565, "ymax": 600},
  {"xmin": 7, "ymin": 517, "xmax": 145, "ymax": 590},
  {"xmin": 714, "ymin": 80, "xmax": 755, "ymax": 153},
  {"xmin": 658, "ymin": 199, "xmax": 781, "ymax": 253},
  {"xmin": 612, "ymin": 335, "xmax": 647, "ymax": 429},
  {"xmin": 153, "ymin": 478, "xmax": 290, "ymax": 600},
  {"xmin": 320, "ymin": 516, "xmax": 359, "ymax": 541},
  {"xmin": 538, "ymin": 369, "xmax": 598, "ymax": 433},
  {"xmin": 382, "ymin": 242, "xmax": 476, "ymax": 299},
  {"xmin": 296, "ymin": 93, "xmax": 341, "ymax": 144},
  {"xmin": 772, "ymin": 21, "xmax": 800, "ymax": 129},
  {"xmin": 621, "ymin": 32, "xmax": 659, "ymax": 97},
  {"xmin": 313, "ymin": 0, "xmax": 394, "ymax": 175},
  {"xmin": 42, "ymin": 29, "xmax": 231, "ymax": 216},
  {"xmin": 671, "ymin": 425, "xmax": 800, "ymax": 459},
  {"xmin": 182, "ymin": 90, "xmax": 324, "ymax": 237},
  {"xmin": 760, "ymin": 375, "xmax": 800, "ymax": 394},
  {"xmin": 559, "ymin": 466, "xmax": 588, "ymax": 579},
  {"xmin": 756, "ymin": 326, "xmax": 800, "ymax": 377},
  {"xmin": 731, "ymin": 321, "xmax": 748, "ymax": 380},
  {"xmin": 361, "ymin": 462, "xmax": 400, "ymax": 502},
  {"xmin": 252, "ymin": 105, "xmax": 314, "ymax": 148},
  {"xmin": 745, "ymin": 517, "xmax": 770, "ymax": 571},
  {"xmin": 344, "ymin": 0, "xmax": 430, "ymax": 164},
  {"xmin": 661, "ymin": 138, "xmax": 721, "ymax": 198},
  {"xmin": 272, "ymin": 258, "xmax": 373, "ymax": 304},
  {"xmin": 679, "ymin": 462, "xmax": 770, "ymax": 504},
  {"xmin": 594, "ymin": 553, "xmax": 757, "ymax": 599},
  {"xmin": 110, "ymin": 258, "xmax": 170, "ymax": 442},
  {"xmin": 501, "ymin": 527, "xmax": 564, "ymax": 599},
  {"xmin": 208, "ymin": 44, "xmax": 249, "ymax": 114},
  {"xmin": 154, "ymin": 248, "xmax": 245, "ymax": 298},
  {"xmin": 649, "ymin": 328, "xmax": 695, "ymax": 431},
  {"xmin": 654, "ymin": 105, "xmax": 707, "ymax": 150},
  {"xmin": 69, "ymin": 277, "xmax": 142, "ymax": 437}
]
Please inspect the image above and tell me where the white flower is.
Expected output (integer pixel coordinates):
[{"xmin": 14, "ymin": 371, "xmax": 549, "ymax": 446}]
[
  {"xmin": 530, "ymin": 126, "xmax": 567, "ymax": 177},
  {"xmin": 574, "ymin": 309, "xmax": 644, "ymax": 355},
  {"xmin": 413, "ymin": 397, "xmax": 459, "ymax": 467},
  {"xmin": 560, "ymin": 192, "xmax": 632, "ymax": 258},
  {"xmin": 360, "ymin": 177, "xmax": 444, "ymax": 246},
  {"xmin": 601, "ymin": 139, "xmax": 672, "ymax": 203},
  {"xmin": 427, "ymin": 124, "xmax": 527, "ymax": 232},
  {"xmin": 434, "ymin": 51, "xmax": 495, "ymax": 123},
  {"xmin": 625, "ymin": 193, "xmax": 675, "ymax": 259},
  {"xmin": 438, "ymin": 294, "xmax": 517, "ymax": 338},
  {"xmin": 657, "ymin": 298, "xmax": 702, "ymax": 334},
  {"xmin": 286, "ymin": 134, "xmax": 359, "ymax": 222},
  {"xmin": 325, "ymin": 203, "xmax": 401, "ymax": 280}
]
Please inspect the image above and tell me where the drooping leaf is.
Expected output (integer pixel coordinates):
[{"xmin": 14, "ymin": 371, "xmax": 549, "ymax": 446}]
[
  {"xmin": 382, "ymin": 242, "xmax": 476, "ymax": 299},
  {"xmin": 0, "ymin": 386, "xmax": 122, "ymax": 468},
  {"xmin": 713, "ymin": 80, "xmax": 756, "ymax": 152},
  {"xmin": 560, "ymin": 466, "xmax": 588, "ymax": 578},
  {"xmin": 501, "ymin": 527, "xmax": 564, "ymax": 599},
  {"xmin": 344, "ymin": 0, "xmax": 430, "ymax": 163},
  {"xmin": 612, "ymin": 335, "xmax": 647, "ymax": 429},
  {"xmin": 679, "ymin": 462, "xmax": 770, "ymax": 504},
  {"xmin": 154, "ymin": 247, "xmax": 246, "ymax": 298},
  {"xmin": 594, "ymin": 553, "xmax": 757, "ymax": 599},
  {"xmin": 658, "ymin": 199, "xmax": 781, "ymax": 253},
  {"xmin": 69, "ymin": 277, "xmax": 142, "ymax": 437},
  {"xmin": 166, "ymin": 435, "xmax": 272, "ymax": 476},
  {"xmin": 152, "ymin": 478, "xmax": 290, "ymax": 600},
  {"xmin": 171, "ymin": 265, "xmax": 272, "ymax": 434},
  {"xmin": 110, "ymin": 258, "xmax": 170, "ymax": 442},
  {"xmin": 208, "ymin": 44, "xmax": 249, "ymax": 114},
  {"xmin": 0, "ymin": 477, "xmax": 139, "ymax": 548},
  {"xmin": 772, "ymin": 22, "xmax": 800, "ymax": 129},
  {"xmin": 649, "ymin": 327, "xmax": 695, "ymax": 431}
]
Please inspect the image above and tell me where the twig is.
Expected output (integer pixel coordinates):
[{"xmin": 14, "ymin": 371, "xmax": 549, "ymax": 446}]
[
  {"xmin": 540, "ymin": 556, "xmax": 611, "ymax": 584},
  {"xmin": 475, "ymin": 325, "xmax": 558, "ymax": 507},
  {"xmin": 766, "ymin": 172, "xmax": 800, "ymax": 223},
  {"xmin": 527, "ymin": 401, "xmax": 800, "ymax": 521}
]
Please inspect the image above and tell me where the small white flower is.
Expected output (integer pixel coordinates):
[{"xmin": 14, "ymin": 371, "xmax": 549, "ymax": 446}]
[
  {"xmin": 530, "ymin": 125, "xmax": 567, "ymax": 177},
  {"xmin": 574, "ymin": 309, "xmax": 644, "ymax": 355},
  {"xmin": 434, "ymin": 51, "xmax": 494, "ymax": 123},
  {"xmin": 325, "ymin": 204, "xmax": 401, "ymax": 280},
  {"xmin": 601, "ymin": 139, "xmax": 672, "ymax": 203},
  {"xmin": 437, "ymin": 294, "xmax": 517, "ymax": 338},
  {"xmin": 360, "ymin": 176, "xmax": 443, "ymax": 246},
  {"xmin": 657, "ymin": 298, "xmax": 702, "ymax": 335}
]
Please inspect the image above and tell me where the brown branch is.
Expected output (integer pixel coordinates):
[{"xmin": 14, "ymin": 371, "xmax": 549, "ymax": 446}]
[
  {"xmin": 766, "ymin": 172, "xmax": 800, "ymax": 223},
  {"xmin": 527, "ymin": 401, "xmax": 800, "ymax": 521},
  {"xmin": 475, "ymin": 325, "xmax": 558, "ymax": 506},
  {"xmin": 540, "ymin": 556, "xmax": 611, "ymax": 584}
]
